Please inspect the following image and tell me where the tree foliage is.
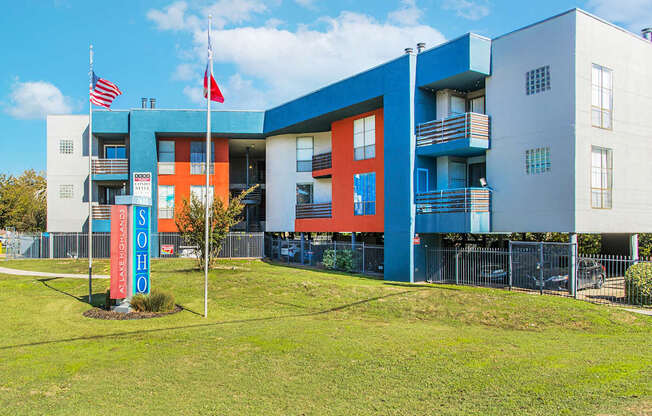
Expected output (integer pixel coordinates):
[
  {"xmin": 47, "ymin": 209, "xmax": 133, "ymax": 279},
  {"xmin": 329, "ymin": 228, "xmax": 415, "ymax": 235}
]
[
  {"xmin": 175, "ymin": 185, "xmax": 258, "ymax": 269},
  {"xmin": 0, "ymin": 170, "xmax": 46, "ymax": 232}
]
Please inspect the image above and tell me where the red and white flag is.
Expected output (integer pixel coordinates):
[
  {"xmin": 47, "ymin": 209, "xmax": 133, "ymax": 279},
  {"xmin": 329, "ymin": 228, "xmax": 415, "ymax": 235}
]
[{"xmin": 90, "ymin": 72, "xmax": 122, "ymax": 108}]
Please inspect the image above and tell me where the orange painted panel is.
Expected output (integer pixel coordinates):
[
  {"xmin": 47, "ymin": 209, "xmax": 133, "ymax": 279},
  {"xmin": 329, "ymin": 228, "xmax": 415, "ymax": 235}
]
[
  {"xmin": 158, "ymin": 137, "xmax": 229, "ymax": 232},
  {"xmin": 296, "ymin": 108, "xmax": 384, "ymax": 233}
]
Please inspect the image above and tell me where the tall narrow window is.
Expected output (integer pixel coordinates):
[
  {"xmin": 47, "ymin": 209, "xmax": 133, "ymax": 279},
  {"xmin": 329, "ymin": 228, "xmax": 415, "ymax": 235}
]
[
  {"xmin": 158, "ymin": 185, "xmax": 175, "ymax": 219},
  {"xmin": 296, "ymin": 137, "xmax": 313, "ymax": 172},
  {"xmin": 592, "ymin": 64, "xmax": 613, "ymax": 129},
  {"xmin": 417, "ymin": 168, "xmax": 429, "ymax": 194},
  {"xmin": 354, "ymin": 172, "xmax": 376, "ymax": 215},
  {"xmin": 190, "ymin": 141, "xmax": 215, "ymax": 174},
  {"xmin": 59, "ymin": 139, "xmax": 74, "ymax": 154},
  {"xmin": 354, "ymin": 115, "xmax": 375, "ymax": 160},
  {"xmin": 158, "ymin": 141, "xmax": 175, "ymax": 175},
  {"xmin": 591, "ymin": 146, "xmax": 613, "ymax": 209},
  {"xmin": 296, "ymin": 183, "xmax": 313, "ymax": 205}
]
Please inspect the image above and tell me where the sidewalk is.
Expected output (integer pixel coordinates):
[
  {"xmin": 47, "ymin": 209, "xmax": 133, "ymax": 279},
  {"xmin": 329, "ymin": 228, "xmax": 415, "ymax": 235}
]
[{"xmin": 0, "ymin": 266, "xmax": 109, "ymax": 279}]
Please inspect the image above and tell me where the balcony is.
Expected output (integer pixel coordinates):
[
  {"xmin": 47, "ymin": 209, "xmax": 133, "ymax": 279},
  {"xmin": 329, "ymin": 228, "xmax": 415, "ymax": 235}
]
[
  {"xmin": 91, "ymin": 205, "xmax": 112, "ymax": 220},
  {"xmin": 92, "ymin": 158, "xmax": 128, "ymax": 180},
  {"xmin": 312, "ymin": 152, "xmax": 332, "ymax": 178},
  {"xmin": 416, "ymin": 112, "xmax": 489, "ymax": 157},
  {"xmin": 415, "ymin": 188, "xmax": 490, "ymax": 233},
  {"xmin": 296, "ymin": 203, "xmax": 332, "ymax": 219}
]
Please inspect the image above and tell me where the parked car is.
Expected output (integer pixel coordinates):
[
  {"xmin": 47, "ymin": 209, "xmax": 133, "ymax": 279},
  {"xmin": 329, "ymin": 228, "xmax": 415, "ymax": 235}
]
[
  {"xmin": 527, "ymin": 259, "xmax": 606, "ymax": 291},
  {"xmin": 479, "ymin": 264, "xmax": 509, "ymax": 284}
]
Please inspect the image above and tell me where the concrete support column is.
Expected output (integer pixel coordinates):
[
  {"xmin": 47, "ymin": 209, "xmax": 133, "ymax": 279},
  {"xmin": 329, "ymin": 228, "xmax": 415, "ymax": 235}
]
[
  {"xmin": 569, "ymin": 233, "xmax": 578, "ymax": 298},
  {"xmin": 630, "ymin": 233, "xmax": 639, "ymax": 261},
  {"xmin": 351, "ymin": 232, "xmax": 356, "ymax": 245}
]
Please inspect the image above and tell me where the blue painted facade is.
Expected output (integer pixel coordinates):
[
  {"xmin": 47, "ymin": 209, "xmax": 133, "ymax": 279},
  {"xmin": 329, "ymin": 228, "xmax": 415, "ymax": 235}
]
[{"xmin": 90, "ymin": 33, "xmax": 492, "ymax": 282}]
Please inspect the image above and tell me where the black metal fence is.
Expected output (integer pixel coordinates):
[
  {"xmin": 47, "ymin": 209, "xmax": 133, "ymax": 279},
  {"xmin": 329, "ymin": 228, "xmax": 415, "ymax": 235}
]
[
  {"xmin": 3, "ymin": 232, "xmax": 264, "ymax": 260},
  {"xmin": 265, "ymin": 236, "xmax": 384, "ymax": 276}
]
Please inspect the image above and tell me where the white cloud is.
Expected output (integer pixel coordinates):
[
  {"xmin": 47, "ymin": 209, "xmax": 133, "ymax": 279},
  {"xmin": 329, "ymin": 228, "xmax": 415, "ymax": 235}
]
[
  {"xmin": 173, "ymin": 63, "xmax": 200, "ymax": 81},
  {"xmin": 588, "ymin": 0, "xmax": 652, "ymax": 31},
  {"xmin": 294, "ymin": 0, "xmax": 316, "ymax": 9},
  {"xmin": 148, "ymin": 2, "xmax": 446, "ymax": 109},
  {"xmin": 442, "ymin": 0, "xmax": 490, "ymax": 21},
  {"xmin": 388, "ymin": 0, "xmax": 422, "ymax": 26},
  {"xmin": 147, "ymin": 1, "xmax": 198, "ymax": 31},
  {"xmin": 6, "ymin": 80, "xmax": 74, "ymax": 119}
]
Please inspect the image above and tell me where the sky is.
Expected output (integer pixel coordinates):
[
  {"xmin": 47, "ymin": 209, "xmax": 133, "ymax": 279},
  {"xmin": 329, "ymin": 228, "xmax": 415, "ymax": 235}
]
[{"xmin": 1, "ymin": 0, "xmax": 651, "ymax": 175}]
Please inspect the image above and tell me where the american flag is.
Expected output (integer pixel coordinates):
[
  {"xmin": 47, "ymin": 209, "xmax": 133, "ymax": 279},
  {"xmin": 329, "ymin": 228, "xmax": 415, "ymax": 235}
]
[{"xmin": 90, "ymin": 71, "xmax": 122, "ymax": 108}]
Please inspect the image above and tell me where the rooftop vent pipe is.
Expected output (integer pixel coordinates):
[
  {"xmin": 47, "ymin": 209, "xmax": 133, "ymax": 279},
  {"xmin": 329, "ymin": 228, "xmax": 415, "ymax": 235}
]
[
  {"xmin": 149, "ymin": 98, "xmax": 156, "ymax": 109},
  {"xmin": 643, "ymin": 28, "xmax": 652, "ymax": 42},
  {"xmin": 417, "ymin": 42, "xmax": 426, "ymax": 53},
  {"xmin": 141, "ymin": 98, "xmax": 147, "ymax": 108},
  {"xmin": 404, "ymin": 47, "xmax": 414, "ymax": 55}
]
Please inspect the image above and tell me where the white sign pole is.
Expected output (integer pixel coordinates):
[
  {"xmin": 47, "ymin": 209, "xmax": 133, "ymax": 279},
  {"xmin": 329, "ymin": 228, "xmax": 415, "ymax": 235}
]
[
  {"xmin": 204, "ymin": 15, "xmax": 213, "ymax": 318},
  {"xmin": 88, "ymin": 44, "xmax": 94, "ymax": 304}
]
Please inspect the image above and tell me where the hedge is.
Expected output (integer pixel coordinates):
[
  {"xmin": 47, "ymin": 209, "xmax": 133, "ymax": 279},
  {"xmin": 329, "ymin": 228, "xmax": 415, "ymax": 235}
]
[{"xmin": 624, "ymin": 262, "xmax": 652, "ymax": 306}]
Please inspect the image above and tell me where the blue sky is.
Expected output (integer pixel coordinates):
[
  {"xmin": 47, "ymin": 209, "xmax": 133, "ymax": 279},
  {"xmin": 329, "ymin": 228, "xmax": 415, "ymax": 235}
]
[{"xmin": 1, "ymin": 0, "xmax": 650, "ymax": 175}]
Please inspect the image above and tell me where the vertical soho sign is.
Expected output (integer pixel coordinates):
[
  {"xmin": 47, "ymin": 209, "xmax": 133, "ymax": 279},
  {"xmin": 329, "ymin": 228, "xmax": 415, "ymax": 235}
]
[{"xmin": 132, "ymin": 206, "xmax": 150, "ymax": 295}]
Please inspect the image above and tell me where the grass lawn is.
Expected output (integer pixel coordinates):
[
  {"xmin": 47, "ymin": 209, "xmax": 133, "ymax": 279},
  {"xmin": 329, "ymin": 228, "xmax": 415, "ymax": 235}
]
[{"xmin": 0, "ymin": 258, "xmax": 650, "ymax": 415}]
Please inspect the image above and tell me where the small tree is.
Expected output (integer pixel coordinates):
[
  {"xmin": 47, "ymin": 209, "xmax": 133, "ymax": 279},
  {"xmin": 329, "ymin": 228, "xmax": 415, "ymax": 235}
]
[{"xmin": 175, "ymin": 185, "xmax": 258, "ymax": 268}]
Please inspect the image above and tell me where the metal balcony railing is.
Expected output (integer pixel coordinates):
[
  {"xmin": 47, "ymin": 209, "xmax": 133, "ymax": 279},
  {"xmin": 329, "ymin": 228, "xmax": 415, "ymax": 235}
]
[
  {"xmin": 312, "ymin": 152, "xmax": 332, "ymax": 171},
  {"xmin": 295, "ymin": 202, "xmax": 332, "ymax": 219},
  {"xmin": 416, "ymin": 112, "xmax": 489, "ymax": 147},
  {"xmin": 91, "ymin": 205, "xmax": 112, "ymax": 220},
  {"xmin": 415, "ymin": 188, "xmax": 491, "ymax": 214},
  {"xmin": 92, "ymin": 158, "xmax": 128, "ymax": 175}
]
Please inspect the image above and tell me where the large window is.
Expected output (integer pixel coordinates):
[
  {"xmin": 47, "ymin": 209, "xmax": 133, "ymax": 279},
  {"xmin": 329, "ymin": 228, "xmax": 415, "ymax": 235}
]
[
  {"xmin": 354, "ymin": 172, "xmax": 376, "ymax": 216},
  {"xmin": 59, "ymin": 139, "xmax": 73, "ymax": 154},
  {"xmin": 296, "ymin": 136, "xmax": 313, "ymax": 172},
  {"xmin": 190, "ymin": 185, "xmax": 214, "ymax": 205},
  {"xmin": 525, "ymin": 147, "xmax": 551, "ymax": 175},
  {"xmin": 190, "ymin": 141, "xmax": 215, "ymax": 174},
  {"xmin": 104, "ymin": 145, "xmax": 126, "ymax": 159},
  {"xmin": 526, "ymin": 65, "xmax": 551, "ymax": 95},
  {"xmin": 296, "ymin": 183, "xmax": 313, "ymax": 205},
  {"xmin": 158, "ymin": 141, "xmax": 175, "ymax": 175},
  {"xmin": 158, "ymin": 185, "xmax": 175, "ymax": 219},
  {"xmin": 592, "ymin": 64, "xmax": 613, "ymax": 129},
  {"xmin": 354, "ymin": 115, "xmax": 375, "ymax": 160},
  {"xmin": 591, "ymin": 146, "xmax": 613, "ymax": 209}
]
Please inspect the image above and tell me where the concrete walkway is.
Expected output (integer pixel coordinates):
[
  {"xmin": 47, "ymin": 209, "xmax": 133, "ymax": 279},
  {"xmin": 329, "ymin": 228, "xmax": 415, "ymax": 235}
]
[{"xmin": 0, "ymin": 266, "xmax": 109, "ymax": 279}]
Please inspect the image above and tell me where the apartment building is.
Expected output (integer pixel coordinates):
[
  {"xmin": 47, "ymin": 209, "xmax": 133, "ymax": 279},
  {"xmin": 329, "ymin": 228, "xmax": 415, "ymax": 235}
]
[{"xmin": 47, "ymin": 9, "xmax": 652, "ymax": 282}]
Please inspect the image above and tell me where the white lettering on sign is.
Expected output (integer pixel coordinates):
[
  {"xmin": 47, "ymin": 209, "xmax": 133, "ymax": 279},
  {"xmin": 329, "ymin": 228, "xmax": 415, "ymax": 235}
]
[
  {"xmin": 136, "ymin": 275, "xmax": 148, "ymax": 292},
  {"xmin": 137, "ymin": 253, "xmax": 148, "ymax": 271},
  {"xmin": 137, "ymin": 231, "xmax": 148, "ymax": 248}
]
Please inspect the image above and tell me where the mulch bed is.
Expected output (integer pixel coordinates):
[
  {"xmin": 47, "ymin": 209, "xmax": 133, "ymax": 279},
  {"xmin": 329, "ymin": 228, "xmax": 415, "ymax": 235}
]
[{"xmin": 83, "ymin": 305, "xmax": 183, "ymax": 320}]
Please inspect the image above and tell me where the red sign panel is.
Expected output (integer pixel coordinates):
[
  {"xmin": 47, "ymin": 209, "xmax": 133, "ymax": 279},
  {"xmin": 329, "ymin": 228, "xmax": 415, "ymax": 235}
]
[
  {"xmin": 413, "ymin": 235, "xmax": 421, "ymax": 245},
  {"xmin": 110, "ymin": 205, "xmax": 129, "ymax": 299}
]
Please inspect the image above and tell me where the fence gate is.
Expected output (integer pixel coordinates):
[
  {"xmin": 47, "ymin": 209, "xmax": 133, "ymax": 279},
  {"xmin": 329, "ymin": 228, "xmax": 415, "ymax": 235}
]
[{"xmin": 509, "ymin": 241, "xmax": 576, "ymax": 295}]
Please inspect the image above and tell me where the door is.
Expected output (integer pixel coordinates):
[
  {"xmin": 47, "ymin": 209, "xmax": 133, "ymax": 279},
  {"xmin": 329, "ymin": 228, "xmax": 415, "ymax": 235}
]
[
  {"xmin": 468, "ymin": 163, "xmax": 486, "ymax": 187},
  {"xmin": 449, "ymin": 162, "xmax": 466, "ymax": 189},
  {"xmin": 417, "ymin": 169, "xmax": 428, "ymax": 194},
  {"xmin": 470, "ymin": 96, "xmax": 485, "ymax": 114},
  {"xmin": 450, "ymin": 96, "xmax": 466, "ymax": 115}
]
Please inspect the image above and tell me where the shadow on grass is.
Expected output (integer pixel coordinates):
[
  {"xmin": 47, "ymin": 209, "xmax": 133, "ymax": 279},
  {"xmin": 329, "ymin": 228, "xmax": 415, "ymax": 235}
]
[
  {"xmin": 0, "ymin": 290, "xmax": 416, "ymax": 351},
  {"xmin": 262, "ymin": 259, "xmax": 384, "ymax": 281},
  {"xmin": 37, "ymin": 278, "xmax": 106, "ymax": 306},
  {"xmin": 383, "ymin": 282, "xmax": 463, "ymax": 291}
]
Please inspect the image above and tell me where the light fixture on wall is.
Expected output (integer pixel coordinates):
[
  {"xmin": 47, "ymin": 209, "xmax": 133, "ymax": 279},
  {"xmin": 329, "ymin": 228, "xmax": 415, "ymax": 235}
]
[{"xmin": 479, "ymin": 178, "xmax": 488, "ymax": 187}]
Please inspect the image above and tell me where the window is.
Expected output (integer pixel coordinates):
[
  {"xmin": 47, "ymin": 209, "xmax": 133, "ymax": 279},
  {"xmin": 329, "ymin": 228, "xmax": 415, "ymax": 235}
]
[
  {"xmin": 354, "ymin": 115, "xmax": 375, "ymax": 160},
  {"xmin": 296, "ymin": 183, "xmax": 313, "ymax": 205},
  {"xmin": 104, "ymin": 145, "xmax": 126, "ymax": 159},
  {"xmin": 449, "ymin": 162, "xmax": 467, "ymax": 188},
  {"xmin": 526, "ymin": 65, "xmax": 551, "ymax": 95},
  {"xmin": 190, "ymin": 185, "xmax": 214, "ymax": 205},
  {"xmin": 591, "ymin": 146, "xmax": 613, "ymax": 209},
  {"xmin": 59, "ymin": 184, "xmax": 73, "ymax": 199},
  {"xmin": 525, "ymin": 147, "xmax": 551, "ymax": 175},
  {"xmin": 354, "ymin": 172, "xmax": 376, "ymax": 216},
  {"xmin": 158, "ymin": 185, "xmax": 175, "ymax": 219},
  {"xmin": 450, "ymin": 96, "xmax": 466, "ymax": 114},
  {"xmin": 592, "ymin": 64, "xmax": 613, "ymax": 129},
  {"xmin": 59, "ymin": 139, "xmax": 73, "ymax": 154},
  {"xmin": 296, "ymin": 137, "xmax": 313, "ymax": 172},
  {"xmin": 417, "ymin": 168, "xmax": 429, "ymax": 194},
  {"xmin": 158, "ymin": 141, "xmax": 175, "ymax": 175},
  {"xmin": 190, "ymin": 141, "xmax": 215, "ymax": 174},
  {"xmin": 470, "ymin": 96, "xmax": 485, "ymax": 114}
]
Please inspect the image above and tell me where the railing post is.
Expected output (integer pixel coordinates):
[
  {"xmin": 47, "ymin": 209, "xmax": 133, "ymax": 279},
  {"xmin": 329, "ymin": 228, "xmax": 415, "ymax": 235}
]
[
  {"xmin": 508, "ymin": 241, "xmax": 513, "ymax": 290},
  {"xmin": 362, "ymin": 242, "xmax": 365, "ymax": 275},
  {"xmin": 465, "ymin": 112, "xmax": 468, "ymax": 139},
  {"xmin": 455, "ymin": 249, "xmax": 460, "ymax": 285}
]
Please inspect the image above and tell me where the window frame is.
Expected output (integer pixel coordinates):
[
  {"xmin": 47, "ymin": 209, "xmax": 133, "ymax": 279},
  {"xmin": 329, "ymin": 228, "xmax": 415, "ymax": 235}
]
[
  {"xmin": 525, "ymin": 147, "xmax": 551, "ymax": 175},
  {"xmin": 295, "ymin": 183, "xmax": 314, "ymax": 205},
  {"xmin": 59, "ymin": 139, "xmax": 74, "ymax": 155},
  {"xmin": 591, "ymin": 146, "xmax": 613, "ymax": 209},
  {"xmin": 416, "ymin": 168, "xmax": 429, "ymax": 194},
  {"xmin": 157, "ymin": 185, "xmax": 175, "ymax": 219},
  {"xmin": 158, "ymin": 140, "xmax": 175, "ymax": 175},
  {"xmin": 190, "ymin": 141, "xmax": 215, "ymax": 175},
  {"xmin": 354, "ymin": 115, "xmax": 376, "ymax": 161},
  {"xmin": 103, "ymin": 144, "xmax": 126, "ymax": 159},
  {"xmin": 353, "ymin": 172, "xmax": 376, "ymax": 216},
  {"xmin": 591, "ymin": 64, "xmax": 613, "ymax": 130},
  {"xmin": 59, "ymin": 184, "xmax": 73, "ymax": 199},
  {"xmin": 189, "ymin": 185, "xmax": 214, "ymax": 205},
  {"xmin": 525, "ymin": 65, "xmax": 551, "ymax": 95},
  {"xmin": 296, "ymin": 136, "xmax": 314, "ymax": 172}
]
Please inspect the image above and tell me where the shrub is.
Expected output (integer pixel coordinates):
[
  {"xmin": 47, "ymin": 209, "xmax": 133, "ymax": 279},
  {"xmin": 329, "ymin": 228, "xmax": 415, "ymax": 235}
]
[
  {"xmin": 130, "ymin": 289, "xmax": 176, "ymax": 313},
  {"xmin": 322, "ymin": 249, "xmax": 355, "ymax": 272},
  {"xmin": 624, "ymin": 263, "xmax": 652, "ymax": 306}
]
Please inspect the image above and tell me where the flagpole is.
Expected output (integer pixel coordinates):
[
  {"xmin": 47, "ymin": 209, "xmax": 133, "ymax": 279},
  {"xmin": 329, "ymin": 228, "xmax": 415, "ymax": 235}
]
[
  {"xmin": 88, "ymin": 44, "xmax": 94, "ymax": 304},
  {"xmin": 204, "ymin": 15, "xmax": 212, "ymax": 318}
]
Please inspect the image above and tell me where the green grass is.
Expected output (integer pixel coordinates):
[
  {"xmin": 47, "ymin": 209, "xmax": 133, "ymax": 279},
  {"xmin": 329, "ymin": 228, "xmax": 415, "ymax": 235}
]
[{"xmin": 0, "ymin": 258, "xmax": 650, "ymax": 415}]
